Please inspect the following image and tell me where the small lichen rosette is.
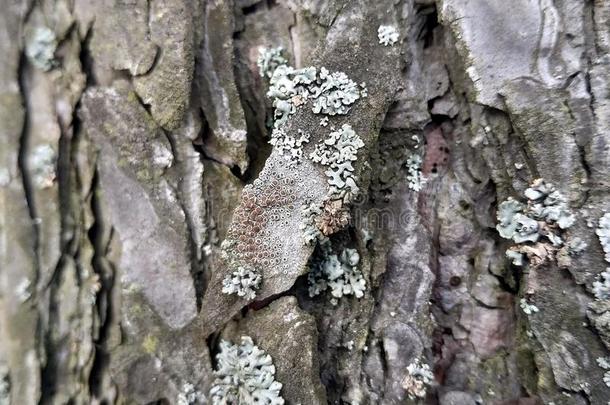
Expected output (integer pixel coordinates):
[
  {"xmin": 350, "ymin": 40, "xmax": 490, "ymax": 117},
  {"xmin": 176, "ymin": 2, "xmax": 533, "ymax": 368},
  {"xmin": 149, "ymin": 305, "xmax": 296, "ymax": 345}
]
[
  {"xmin": 210, "ymin": 336, "xmax": 284, "ymax": 405},
  {"xmin": 401, "ymin": 358, "xmax": 433, "ymax": 399},
  {"xmin": 496, "ymin": 178, "xmax": 576, "ymax": 267},
  {"xmin": 221, "ymin": 266, "xmax": 262, "ymax": 300},
  {"xmin": 378, "ymin": 25, "xmax": 399, "ymax": 46}
]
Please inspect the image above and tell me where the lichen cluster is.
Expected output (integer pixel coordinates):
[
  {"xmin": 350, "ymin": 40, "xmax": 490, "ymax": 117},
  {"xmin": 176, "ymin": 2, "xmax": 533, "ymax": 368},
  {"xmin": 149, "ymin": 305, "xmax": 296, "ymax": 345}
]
[
  {"xmin": 259, "ymin": 48, "xmax": 366, "ymax": 167},
  {"xmin": 257, "ymin": 47, "xmax": 287, "ymax": 78},
  {"xmin": 177, "ymin": 382, "xmax": 205, "ymax": 405},
  {"xmin": 401, "ymin": 358, "xmax": 433, "ymax": 399},
  {"xmin": 307, "ymin": 240, "xmax": 365, "ymax": 304},
  {"xmin": 496, "ymin": 178, "xmax": 576, "ymax": 267},
  {"xmin": 221, "ymin": 266, "xmax": 262, "ymax": 300},
  {"xmin": 519, "ymin": 298, "xmax": 540, "ymax": 315},
  {"xmin": 301, "ymin": 124, "xmax": 365, "ymax": 246},
  {"xmin": 377, "ymin": 25, "xmax": 399, "ymax": 46},
  {"xmin": 596, "ymin": 213, "xmax": 610, "ymax": 263},
  {"xmin": 405, "ymin": 154, "xmax": 426, "ymax": 192},
  {"xmin": 25, "ymin": 26, "xmax": 57, "ymax": 71},
  {"xmin": 210, "ymin": 336, "xmax": 284, "ymax": 405}
]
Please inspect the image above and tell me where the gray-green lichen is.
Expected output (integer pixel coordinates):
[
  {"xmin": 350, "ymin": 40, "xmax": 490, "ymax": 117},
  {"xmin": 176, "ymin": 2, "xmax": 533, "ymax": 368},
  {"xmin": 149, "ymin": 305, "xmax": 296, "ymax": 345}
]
[
  {"xmin": 596, "ymin": 212, "xmax": 610, "ymax": 263},
  {"xmin": 309, "ymin": 124, "xmax": 364, "ymax": 199},
  {"xmin": 593, "ymin": 269, "xmax": 610, "ymax": 301},
  {"xmin": 29, "ymin": 144, "xmax": 56, "ymax": 189},
  {"xmin": 401, "ymin": 358, "xmax": 433, "ymax": 400},
  {"xmin": 377, "ymin": 25, "xmax": 399, "ymax": 46},
  {"xmin": 519, "ymin": 298, "xmax": 540, "ymax": 315},
  {"xmin": 269, "ymin": 128, "xmax": 310, "ymax": 166},
  {"xmin": 598, "ymin": 357, "xmax": 610, "ymax": 388},
  {"xmin": 405, "ymin": 154, "xmax": 426, "ymax": 192},
  {"xmin": 496, "ymin": 178, "xmax": 575, "ymax": 267},
  {"xmin": 177, "ymin": 382, "xmax": 205, "ymax": 405},
  {"xmin": 221, "ymin": 266, "xmax": 262, "ymax": 300},
  {"xmin": 210, "ymin": 336, "xmax": 284, "ymax": 404},
  {"xmin": 257, "ymin": 47, "xmax": 287, "ymax": 79},
  {"xmin": 307, "ymin": 240, "xmax": 365, "ymax": 304},
  {"xmin": 25, "ymin": 26, "xmax": 57, "ymax": 71}
]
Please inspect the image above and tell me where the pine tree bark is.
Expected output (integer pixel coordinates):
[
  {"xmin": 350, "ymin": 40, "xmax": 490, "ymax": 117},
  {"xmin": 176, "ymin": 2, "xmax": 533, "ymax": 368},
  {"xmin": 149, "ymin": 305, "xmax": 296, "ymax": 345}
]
[{"xmin": 1, "ymin": 0, "xmax": 609, "ymax": 404}]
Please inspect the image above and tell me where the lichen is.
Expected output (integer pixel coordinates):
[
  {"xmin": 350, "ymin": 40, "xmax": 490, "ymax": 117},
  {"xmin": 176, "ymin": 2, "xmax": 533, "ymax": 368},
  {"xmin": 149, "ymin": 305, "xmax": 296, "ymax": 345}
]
[
  {"xmin": 520, "ymin": 298, "xmax": 539, "ymax": 315},
  {"xmin": 401, "ymin": 358, "xmax": 433, "ymax": 399},
  {"xmin": 597, "ymin": 357, "xmax": 610, "ymax": 388},
  {"xmin": 257, "ymin": 47, "xmax": 287, "ymax": 78},
  {"xmin": 309, "ymin": 67, "xmax": 361, "ymax": 116},
  {"xmin": 210, "ymin": 336, "xmax": 284, "ymax": 405},
  {"xmin": 377, "ymin": 25, "xmax": 399, "ymax": 46},
  {"xmin": 405, "ymin": 154, "xmax": 426, "ymax": 192},
  {"xmin": 310, "ymin": 124, "xmax": 364, "ymax": 200},
  {"xmin": 496, "ymin": 179, "xmax": 576, "ymax": 267},
  {"xmin": 221, "ymin": 266, "xmax": 262, "ymax": 300},
  {"xmin": 25, "ymin": 26, "xmax": 57, "ymax": 71},
  {"xmin": 593, "ymin": 269, "xmax": 610, "ymax": 301},
  {"xmin": 29, "ymin": 144, "xmax": 56, "ymax": 189},
  {"xmin": 596, "ymin": 212, "xmax": 610, "ymax": 263},
  {"xmin": 177, "ymin": 382, "xmax": 205, "ymax": 405},
  {"xmin": 307, "ymin": 240, "xmax": 365, "ymax": 304},
  {"xmin": 268, "ymin": 128, "xmax": 310, "ymax": 166}
]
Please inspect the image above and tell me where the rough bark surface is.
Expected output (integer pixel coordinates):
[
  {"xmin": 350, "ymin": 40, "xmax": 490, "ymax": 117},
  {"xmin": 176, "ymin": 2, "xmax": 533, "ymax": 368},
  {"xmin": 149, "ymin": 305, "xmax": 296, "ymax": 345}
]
[{"xmin": 1, "ymin": 0, "xmax": 609, "ymax": 404}]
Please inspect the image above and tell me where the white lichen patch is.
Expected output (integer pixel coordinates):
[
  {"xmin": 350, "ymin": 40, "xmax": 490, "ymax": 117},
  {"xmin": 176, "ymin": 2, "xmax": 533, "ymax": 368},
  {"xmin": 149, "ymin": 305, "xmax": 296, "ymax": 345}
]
[
  {"xmin": 319, "ymin": 117, "xmax": 329, "ymax": 127},
  {"xmin": 596, "ymin": 212, "xmax": 610, "ymax": 263},
  {"xmin": 257, "ymin": 47, "xmax": 287, "ymax": 78},
  {"xmin": 308, "ymin": 240, "xmax": 365, "ymax": 303},
  {"xmin": 29, "ymin": 144, "xmax": 57, "ymax": 189},
  {"xmin": 593, "ymin": 269, "xmax": 610, "ymax": 301},
  {"xmin": 496, "ymin": 178, "xmax": 576, "ymax": 267},
  {"xmin": 378, "ymin": 25, "xmax": 399, "ymax": 46},
  {"xmin": 269, "ymin": 128, "xmax": 310, "ymax": 166},
  {"xmin": 221, "ymin": 266, "xmax": 262, "ymax": 300},
  {"xmin": 25, "ymin": 26, "xmax": 58, "ymax": 71},
  {"xmin": 598, "ymin": 357, "xmax": 610, "ymax": 388},
  {"xmin": 210, "ymin": 336, "xmax": 284, "ymax": 405},
  {"xmin": 310, "ymin": 124, "xmax": 364, "ymax": 200},
  {"xmin": 177, "ymin": 382, "xmax": 205, "ymax": 405},
  {"xmin": 520, "ymin": 298, "xmax": 540, "ymax": 315},
  {"xmin": 406, "ymin": 154, "xmax": 426, "ymax": 192},
  {"xmin": 310, "ymin": 67, "xmax": 362, "ymax": 116},
  {"xmin": 401, "ymin": 358, "xmax": 433, "ymax": 400}
]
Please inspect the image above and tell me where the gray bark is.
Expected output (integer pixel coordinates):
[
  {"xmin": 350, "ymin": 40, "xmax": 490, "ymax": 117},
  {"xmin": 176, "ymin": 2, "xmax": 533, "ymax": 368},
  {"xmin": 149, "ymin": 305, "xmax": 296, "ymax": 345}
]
[{"xmin": 0, "ymin": 0, "xmax": 609, "ymax": 404}]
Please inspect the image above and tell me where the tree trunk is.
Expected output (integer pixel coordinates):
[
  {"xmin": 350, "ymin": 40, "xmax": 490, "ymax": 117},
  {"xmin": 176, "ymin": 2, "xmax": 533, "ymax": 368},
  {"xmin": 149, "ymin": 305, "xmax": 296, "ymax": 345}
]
[{"xmin": 1, "ymin": 0, "xmax": 609, "ymax": 404}]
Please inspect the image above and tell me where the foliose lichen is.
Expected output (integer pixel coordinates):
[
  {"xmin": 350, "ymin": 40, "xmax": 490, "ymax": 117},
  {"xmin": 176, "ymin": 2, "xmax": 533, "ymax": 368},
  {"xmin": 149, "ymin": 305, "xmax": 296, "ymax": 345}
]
[
  {"xmin": 25, "ymin": 26, "xmax": 58, "ymax": 71},
  {"xmin": 596, "ymin": 213, "xmax": 610, "ymax": 263},
  {"xmin": 177, "ymin": 382, "xmax": 205, "ymax": 405},
  {"xmin": 307, "ymin": 240, "xmax": 365, "ymax": 305},
  {"xmin": 405, "ymin": 154, "xmax": 426, "ymax": 192},
  {"xmin": 597, "ymin": 357, "xmax": 610, "ymax": 388},
  {"xmin": 309, "ymin": 67, "xmax": 362, "ymax": 116},
  {"xmin": 221, "ymin": 266, "xmax": 262, "ymax": 300},
  {"xmin": 593, "ymin": 269, "xmax": 610, "ymax": 301},
  {"xmin": 210, "ymin": 336, "xmax": 284, "ymax": 405},
  {"xmin": 401, "ymin": 358, "xmax": 433, "ymax": 400},
  {"xmin": 377, "ymin": 25, "xmax": 399, "ymax": 46},
  {"xmin": 520, "ymin": 298, "xmax": 540, "ymax": 315},
  {"xmin": 257, "ymin": 47, "xmax": 287, "ymax": 79},
  {"xmin": 496, "ymin": 178, "xmax": 576, "ymax": 267},
  {"xmin": 268, "ymin": 128, "xmax": 310, "ymax": 166},
  {"xmin": 29, "ymin": 144, "xmax": 57, "ymax": 189},
  {"xmin": 309, "ymin": 124, "xmax": 364, "ymax": 200}
]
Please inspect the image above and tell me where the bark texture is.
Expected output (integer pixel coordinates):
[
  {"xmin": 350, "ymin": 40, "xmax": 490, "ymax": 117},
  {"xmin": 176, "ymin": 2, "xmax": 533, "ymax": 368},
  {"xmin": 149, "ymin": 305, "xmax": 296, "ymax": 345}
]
[{"xmin": 0, "ymin": 0, "xmax": 609, "ymax": 404}]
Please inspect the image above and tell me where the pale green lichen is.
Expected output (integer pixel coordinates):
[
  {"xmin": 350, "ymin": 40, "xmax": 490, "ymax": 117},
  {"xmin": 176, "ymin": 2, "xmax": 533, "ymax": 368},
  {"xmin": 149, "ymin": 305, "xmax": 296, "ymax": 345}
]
[
  {"xmin": 310, "ymin": 67, "xmax": 361, "ymax": 116},
  {"xmin": 269, "ymin": 128, "xmax": 310, "ymax": 166},
  {"xmin": 177, "ymin": 382, "xmax": 205, "ymax": 405},
  {"xmin": 405, "ymin": 154, "xmax": 426, "ymax": 192},
  {"xmin": 210, "ymin": 336, "xmax": 284, "ymax": 405},
  {"xmin": 310, "ymin": 124, "xmax": 364, "ymax": 200},
  {"xmin": 596, "ymin": 213, "xmax": 610, "ymax": 263},
  {"xmin": 29, "ymin": 144, "xmax": 56, "ymax": 188},
  {"xmin": 221, "ymin": 266, "xmax": 261, "ymax": 300},
  {"xmin": 593, "ymin": 269, "xmax": 610, "ymax": 301},
  {"xmin": 307, "ymin": 240, "xmax": 365, "ymax": 304},
  {"xmin": 378, "ymin": 25, "xmax": 399, "ymax": 46},
  {"xmin": 25, "ymin": 26, "xmax": 57, "ymax": 71},
  {"xmin": 401, "ymin": 358, "xmax": 433, "ymax": 399},
  {"xmin": 520, "ymin": 298, "xmax": 539, "ymax": 315},
  {"xmin": 496, "ymin": 179, "xmax": 576, "ymax": 266},
  {"xmin": 597, "ymin": 357, "xmax": 610, "ymax": 388},
  {"xmin": 257, "ymin": 47, "xmax": 287, "ymax": 78}
]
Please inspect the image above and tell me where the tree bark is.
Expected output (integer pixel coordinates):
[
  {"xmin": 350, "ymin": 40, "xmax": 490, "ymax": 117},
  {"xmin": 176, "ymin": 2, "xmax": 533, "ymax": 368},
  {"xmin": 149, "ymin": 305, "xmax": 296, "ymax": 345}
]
[{"xmin": 1, "ymin": 0, "xmax": 609, "ymax": 404}]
